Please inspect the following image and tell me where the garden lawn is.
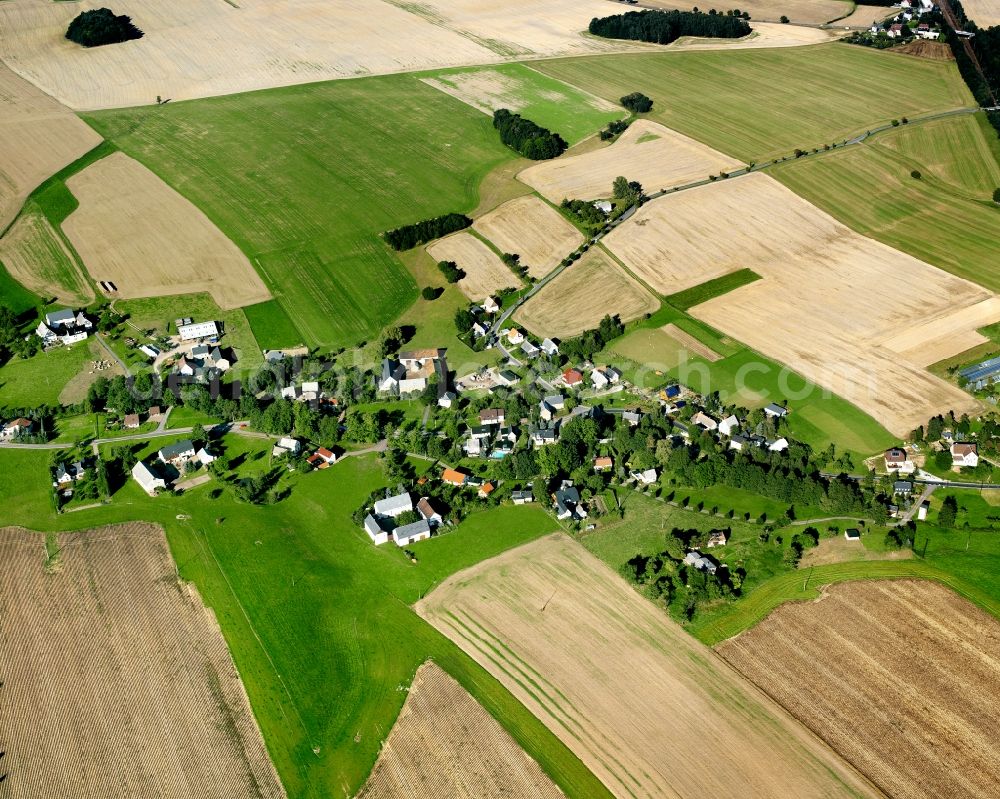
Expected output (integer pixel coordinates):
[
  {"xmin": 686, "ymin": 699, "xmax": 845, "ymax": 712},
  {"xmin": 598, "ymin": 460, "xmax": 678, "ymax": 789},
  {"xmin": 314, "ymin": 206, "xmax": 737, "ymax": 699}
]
[
  {"xmin": 0, "ymin": 447, "xmax": 608, "ymax": 799},
  {"xmin": 772, "ymin": 112, "xmax": 1000, "ymax": 291},
  {"xmin": 85, "ymin": 74, "xmax": 520, "ymax": 351},
  {"xmin": 532, "ymin": 44, "xmax": 973, "ymax": 162}
]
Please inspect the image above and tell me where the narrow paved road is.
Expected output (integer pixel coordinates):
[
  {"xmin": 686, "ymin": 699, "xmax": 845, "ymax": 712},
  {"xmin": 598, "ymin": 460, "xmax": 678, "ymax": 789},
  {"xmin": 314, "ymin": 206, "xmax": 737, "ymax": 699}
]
[{"xmin": 95, "ymin": 332, "xmax": 130, "ymax": 377}]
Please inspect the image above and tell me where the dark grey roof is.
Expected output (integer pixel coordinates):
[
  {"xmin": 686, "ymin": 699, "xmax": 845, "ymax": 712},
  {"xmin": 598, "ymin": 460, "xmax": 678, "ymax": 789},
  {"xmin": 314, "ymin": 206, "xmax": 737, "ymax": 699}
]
[
  {"xmin": 159, "ymin": 439, "xmax": 195, "ymax": 460},
  {"xmin": 393, "ymin": 519, "xmax": 431, "ymax": 541}
]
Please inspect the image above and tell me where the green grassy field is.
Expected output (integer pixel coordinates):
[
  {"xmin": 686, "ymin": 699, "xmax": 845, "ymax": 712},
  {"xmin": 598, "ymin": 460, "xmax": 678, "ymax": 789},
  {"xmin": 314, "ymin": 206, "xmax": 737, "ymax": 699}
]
[
  {"xmin": 532, "ymin": 44, "xmax": 973, "ymax": 162},
  {"xmin": 0, "ymin": 446, "xmax": 609, "ymax": 799},
  {"xmin": 241, "ymin": 300, "xmax": 303, "ymax": 351},
  {"xmin": 1, "ymin": 204, "xmax": 92, "ymax": 305},
  {"xmin": 0, "ymin": 339, "xmax": 94, "ymax": 407},
  {"xmin": 85, "ymin": 75, "xmax": 521, "ymax": 352},
  {"xmin": 421, "ymin": 62, "xmax": 625, "ymax": 145},
  {"xmin": 772, "ymin": 112, "xmax": 1000, "ymax": 291},
  {"xmin": 0, "ymin": 260, "xmax": 41, "ymax": 315},
  {"xmin": 666, "ymin": 268, "xmax": 760, "ymax": 311}
]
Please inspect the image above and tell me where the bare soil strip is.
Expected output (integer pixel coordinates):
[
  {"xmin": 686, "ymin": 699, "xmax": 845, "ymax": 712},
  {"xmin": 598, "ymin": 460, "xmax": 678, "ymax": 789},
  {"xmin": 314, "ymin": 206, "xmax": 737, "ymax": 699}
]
[
  {"xmin": 416, "ymin": 533, "xmax": 879, "ymax": 799},
  {"xmin": 661, "ymin": 322, "xmax": 721, "ymax": 361},
  {"xmin": 0, "ymin": 523, "xmax": 285, "ymax": 799},
  {"xmin": 515, "ymin": 247, "xmax": 659, "ymax": 337},
  {"xmin": 718, "ymin": 580, "xmax": 1000, "ymax": 799},
  {"xmin": 427, "ymin": 231, "xmax": 520, "ymax": 301},
  {"xmin": 474, "ymin": 196, "xmax": 583, "ymax": 278},
  {"xmin": 0, "ymin": 62, "xmax": 101, "ymax": 231},
  {"xmin": 63, "ymin": 152, "xmax": 271, "ymax": 310},
  {"xmin": 606, "ymin": 172, "xmax": 992, "ymax": 435},
  {"xmin": 356, "ymin": 661, "xmax": 565, "ymax": 799},
  {"xmin": 519, "ymin": 120, "xmax": 744, "ymax": 203}
]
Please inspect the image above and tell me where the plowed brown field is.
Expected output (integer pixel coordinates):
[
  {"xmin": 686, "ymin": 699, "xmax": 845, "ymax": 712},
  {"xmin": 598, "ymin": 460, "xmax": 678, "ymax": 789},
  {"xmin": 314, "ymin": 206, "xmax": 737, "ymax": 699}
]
[
  {"xmin": 356, "ymin": 661, "xmax": 564, "ymax": 799},
  {"xmin": 0, "ymin": 524, "xmax": 285, "ymax": 799},
  {"xmin": 416, "ymin": 533, "xmax": 879, "ymax": 799},
  {"xmin": 718, "ymin": 580, "xmax": 1000, "ymax": 799}
]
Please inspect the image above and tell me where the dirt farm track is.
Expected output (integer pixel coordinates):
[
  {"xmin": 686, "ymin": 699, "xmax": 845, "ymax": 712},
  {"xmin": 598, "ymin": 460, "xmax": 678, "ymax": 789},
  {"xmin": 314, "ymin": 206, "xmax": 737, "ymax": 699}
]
[
  {"xmin": 0, "ymin": 524, "xmax": 285, "ymax": 799},
  {"xmin": 718, "ymin": 580, "xmax": 1000, "ymax": 799}
]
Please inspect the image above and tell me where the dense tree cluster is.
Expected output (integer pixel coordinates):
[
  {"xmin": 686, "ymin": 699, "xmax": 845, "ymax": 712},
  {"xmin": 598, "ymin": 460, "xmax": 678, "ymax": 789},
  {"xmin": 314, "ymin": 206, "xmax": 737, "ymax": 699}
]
[
  {"xmin": 492, "ymin": 109, "xmax": 567, "ymax": 160},
  {"xmin": 600, "ymin": 119, "xmax": 631, "ymax": 140},
  {"xmin": 588, "ymin": 10, "xmax": 751, "ymax": 45},
  {"xmin": 560, "ymin": 314, "xmax": 625, "ymax": 363},
  {"xmin": 620, "ymin": 92, "xmax": 653, "ymax": 113},
  {"xmin": 65, "ymin": 8, "xmax": 143, "ymax": 47},
  {"xmin": 384, "ymin": 214, "xmax": 472, "ymax": 251},
  {"xmin": 560, "ymin": 198, "xmax": 607, "ymax": 231},
  {"xmin": 436, "ymin": 260, "xmax": 465, "ymax": 283}
]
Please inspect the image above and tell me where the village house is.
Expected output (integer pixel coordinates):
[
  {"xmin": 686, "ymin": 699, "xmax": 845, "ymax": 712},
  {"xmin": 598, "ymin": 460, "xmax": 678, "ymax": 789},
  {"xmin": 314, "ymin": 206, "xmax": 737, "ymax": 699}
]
[
  {"xmin": 884, "ymin": 447, "xmax": 916, "ymax": 475},
  {"xmin": 622, "ymin": 409, "xmax": 643, "ymax": 427},
  {"xmin": 683, "ymin": 550, "xmax": 718, "ymax": 574},
  {"xmin": 531, "ymin": 427, "xmax": 558, "ymax": 447},
  {"xmin": 886, "ymin": 23, "xmax": 906, "ymax": 38},
  {"xmin": 844, "ymin": 528, "xmax": 861, "ymax": 541},
  {"xmin": 521, "ymin": 340, "xmax": 540, "ymax": 359},
  {"xmin": 53, "ymin": 461, "xmax": 85, "ymax": 486},
  {"xmin": 2, "ymin": 418, "xmax": 34, "ymax": 440},
  {"xmin": 132, "ymin": 461, "xmax": 167, "ymax": 495},
  {"xmin": 416, "ymin": 496, "xmax": 443, "ymax": 526},
  {"xmin": 512, "ymin": 489, "xmax": 534, "ymax": 504},
  {"xmin": 437, "ymin": 391, "xmax": 456, "ymax": 409},
  {"xmin": 478, "ymin": 482, "xmax": 495, "ymax": 499},
  {"xmin": 593, "ymin": 456, "xmax": 613, "ymax": 472},
  {"xmin": 196, "ymin": 447, "xmax": 215, "ymax": 465},
  {"xmin": 139, "ymin": 343, "xmax": 160, "ymax": 360},
  {"xmin": 631, "ymin": 468, "xmax": 658, "ymax": 485},
  {"xmin": 561, "ymin": 368, "xmax": 584, "ymax": 388},
  {"xmin": 177, "ymin": 320, "xmax": 220, "ymax": 342},
  {"xmin": 763, "ymin": 403, "xmax": 788, "ymax": 419},
  {"xmin": 392, "ymin": 519, "xmax": 432, "ymax": 547},
  {"xmin": 918, "ymin": 501, "xmax": 930, "ymax": 521},
  {"xmin": 123, "ymin": 413, "xmax": 141, "ymax": 430},
  {"xmin": 364, "ymin": 514, "xmax": 390, "ymax": 546},
  {"xmin": 594, "ymin": 200, "xmax": 613, "ymax": 214},
  {"xmin": 158, "ymin": 439, "xmax": 196, "ymax": 467},
  {"xmin": 718, "ymin": 415, "xmax": 739, "ymax": 436},
  {"xmin": 307, "ymin": 447, "xmax": 338, "ymax": 469},
  {"xmin": 894, "ymin": 480, "xmax": 913, "ymax": 496},
  {"xmin": 479, "ymin": 408, "xmax": 505, "ymax": 426},
  {"xmin": 374, "ymin": 491, "xmax": 413, "ymax": 518},
  {"xmin": 591, "ymin": 368, "xmax": 609, "ymax": 390},
  {"xmin": 506, "ymin": 328, "xmax": 525, "ymax": 346},
  {"xmin": 541, "ymin": 338, "xmax": 559, "ymax": 357},
  {"xmin": 553, "ymin": 483, "xmax": 587, "ymax": 520},
  {"xmin": 951, "ymin": 442, "xmax": 979, "ymax": 468},
  {"xmin": 539, "ymin": 395, "xmax": 565, "ymax": 421},
  {"xmin": 38, "ymin": 308, "xmax": 91, "ymax": 346},
  {"xmin": 496, "ymin": 369, "xmax": 519, "ymax": 387},
  {"xmin": 442, "ymin": 467, "xmax": 470, "ymax": 486},
  {"xmin": 398, "ymin": 348, "xmax": 447, "ymax": 394},
  {"xmin": 768, "ymin": 437, "xmax": 789, "ymax": 453},
  {"xmin": 706, "ymin": 530, "xmax": 728, "ymax": 548},
  {"xmin": 482, "ymin": 297, "xmax": 500, "ymax": 314},
  {"xmin": 691, "ymin": 411, "xmax": 718, "ymax": 432},
  {"xmin": 729, "ymin": 434, "xmax": 747, "ymax": 451},
  {"xmin": 272, "ymin": 437, "xmax": 301, "ymax": 458},
  {"xmin": 472, "ymin": 320, "xmax": 489, "ymax": 339}
]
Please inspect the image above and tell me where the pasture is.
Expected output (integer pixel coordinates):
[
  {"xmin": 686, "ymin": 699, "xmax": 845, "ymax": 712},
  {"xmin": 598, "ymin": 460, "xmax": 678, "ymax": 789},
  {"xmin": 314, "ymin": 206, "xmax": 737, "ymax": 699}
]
[
  {"xmin": 0, "ymin": 448, "xmax": 608, "ymax": 799},
  {"xmin": 718, "ymin": 580, "xmax": 1000, "ymax": 799},
  {"xmin": 0, "ymin": 62, "xmax": 101, "ymax": 231},
  {"xmin": 0, "ymin": 523, "xmax": 285, "ymax": 799},
  {"xmin": 0, "ymin": 338, "xmax": 99, "ymax": 407},
  {"xmin": 64, "ymin": 153, "xmax": 270, "ymax": 310},
  {"xmin": 357, "ymin": 662, "xmax": 564, "ymax": 799},
  {"xmin": 0, "ymin": 0, "xmax": 640, "ymax": 111},
  {"xmin": 772, "ymin": 113, "xmax": 1000, "ymax": 293},
  {"xmin": 422, "ymin": 62, "xmax": 622, "ymax": 145},
  {"xmin": 532, "ymin": 44, "xmax": 973, "ymax": 162},
  {"xmin": 416, "ymin": 533, "xmax": 879, "ymax": 799},
  {"xmin": 0, "ymin": 203, "xmax": 92, "ymax": 305},
  {"xmin": 474, "ymin": 195, "xmax": 583, "ymax": 277},
  {"xmin": 427, "ymin": 232, "xmax": 520, "ymax": 301},
  {"xmin": 519, "ymin": 119, "xmax": 744, "ymax": 203},
  {"xmin": 514, "ymin": 247, "xmax": 659, "ymax": 337},
  {"xmin": 607, "ymin": 172, "xmax": 991, "ymax": 435},
  {"xmin": 86, "ymin": 75, "xmax": 520, "ymax": 350}
]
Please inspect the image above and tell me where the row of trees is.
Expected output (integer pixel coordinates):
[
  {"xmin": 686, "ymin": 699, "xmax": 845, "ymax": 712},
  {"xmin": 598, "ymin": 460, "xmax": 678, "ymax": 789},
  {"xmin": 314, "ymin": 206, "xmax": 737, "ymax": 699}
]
[
  {"xmin": 560, "ymin": 314, "xmax": 626, "ymax": 363},
  {"xmin": 588, "ymin": 10, "xmax": 751, "ymax": 45},
  {"xmin": 492, "ymin": 109, "xmax": 567, "ymax": 160},
  {"xmin": 383, "ymin": 213, "xmax": 471, "ymax": 251}
]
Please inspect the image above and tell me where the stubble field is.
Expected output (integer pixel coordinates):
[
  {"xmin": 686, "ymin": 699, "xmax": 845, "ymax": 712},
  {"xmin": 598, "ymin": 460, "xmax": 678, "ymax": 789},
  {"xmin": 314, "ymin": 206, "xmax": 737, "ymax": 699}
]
[
  {"xmin": 718, "ymin": 580, "xmax": 1000, "ymax": 799},
  {"xmin": 0, "ymin": 204, "xmax": 92, "ymax": 305},
  {"xmin": 474, "ymin": 195, "xmax": 583, "ymax": 277},
  {"xmin": 962, "ymin": 0, "xmax": 1000, "ymax": 25},
  {"xmin": 606, "ymin": 172, "xmax": 991, "ymax": 435},
  {"xmin": 644, "ymin": 0, "xmax": 852, "ymax": 24},
  {"xmin": 356, "ymin": 661, "xmax": 564, "ymax": 799},
  {"xmin": 0, "ymin": 62, "xmax": 101, "ymax": 232},
  {"xmin": 416, "ymin": 533, "xmax": 879, "ymax": 799},
  {"xmin": 62, "ymin": 152, "xmax": 270, "ymax": 310},
  {"xmin": 426, "ymin": 231, "xmax": 520, "ymax": 301},
  {"xmin": 0, "ymin": 523, "xmax": 285, "ymax": 799},
  {"xmin": 519, "ymin": 119, "xmax": 744, "ymax": 202},
  {"xmin": 515, "ymin": 247, "xmax": 659, "ymax": 337}
]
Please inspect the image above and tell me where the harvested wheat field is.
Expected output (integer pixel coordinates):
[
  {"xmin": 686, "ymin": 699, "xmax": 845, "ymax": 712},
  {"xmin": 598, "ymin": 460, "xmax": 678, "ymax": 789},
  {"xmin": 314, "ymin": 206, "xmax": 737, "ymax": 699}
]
[
  {"xmin": 661, "ymin": 322, "xmax": 721, "ymax": 361},
  {"xmin": 0, "ymin": 207, "xmax": 92, "ymax": 305},
  {"xmin": 519, "ymin": 120, "xmax": 744, "ymax": 203},
  {"xmin": 0, "ymin": 524, "xmax": 284, "ymax": 799},
  {"xmin": 474, "ymin": 196, "xmax": 583, "ymax": 278},
  {"xmin": 62, "ymin": 152, "xmax": 270, "ymax": 310},
  {"xmin": 668, "ymin": 22, "xmax": 841, "ymax": 49},
  {"xmin": 416, "ymin": 533, "xmax": 879, "ymax": 799},
  {"xmin": 356, "ymin": 661, "xmax": 564, "ymax": 799},
  {"xmin": 606, "ymin": 172, "xmax": 992, "ymax": 434},
  {"xmin": 427, "ymin": 232, "xmax": 520, "ymax": 301},
  {"xmin": 0, "ymin": 62, "xmax": 101, "ymax": 230},
  {"xmin": 718, "ymin": 580, "xmax": 1000, "ymax": 799},
  {"xmin": 646, "ymin": 0, "xmax": 852, "ymax": 24},
  {"xmin": 962, "ymin": 0, "xmax": 1000, "ymax": 26},
  {"xmin": 0, "ymin": 0, "xmax": 642, "ymax": 110},
  {"xmin": 515, "ymin": 248, "xmax": 658, "ymax": 337}
]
